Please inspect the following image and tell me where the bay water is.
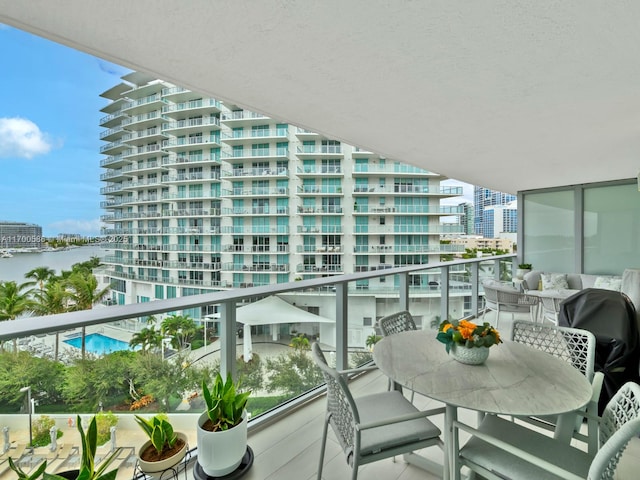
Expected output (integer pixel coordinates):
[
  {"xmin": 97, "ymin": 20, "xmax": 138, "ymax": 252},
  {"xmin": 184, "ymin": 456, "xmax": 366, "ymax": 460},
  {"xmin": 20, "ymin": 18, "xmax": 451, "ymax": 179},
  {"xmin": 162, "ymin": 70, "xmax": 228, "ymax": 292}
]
[{"xmin": 0, "ymin": 245, "xmax": 105, "ymax": 283}]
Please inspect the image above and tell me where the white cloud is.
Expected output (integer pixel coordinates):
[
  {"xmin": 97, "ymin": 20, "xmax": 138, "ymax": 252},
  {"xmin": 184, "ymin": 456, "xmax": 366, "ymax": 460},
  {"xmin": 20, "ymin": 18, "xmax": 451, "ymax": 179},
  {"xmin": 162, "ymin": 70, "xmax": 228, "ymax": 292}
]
[
  {"xmin": 0, "ymin": 117, "xmax": 56, "ymax": 159},
  {"xmin": 47, "ymin": 219, "xmax": 104, "ymax": 236}
]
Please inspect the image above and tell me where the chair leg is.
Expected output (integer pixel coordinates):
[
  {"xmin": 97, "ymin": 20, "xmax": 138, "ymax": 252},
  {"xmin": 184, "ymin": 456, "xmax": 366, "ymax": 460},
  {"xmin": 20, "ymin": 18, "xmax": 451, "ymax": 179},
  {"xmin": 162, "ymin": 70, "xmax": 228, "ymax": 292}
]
[{"xmin": 317, "ymin": 418, "xmax": 329, "ymax": 480}]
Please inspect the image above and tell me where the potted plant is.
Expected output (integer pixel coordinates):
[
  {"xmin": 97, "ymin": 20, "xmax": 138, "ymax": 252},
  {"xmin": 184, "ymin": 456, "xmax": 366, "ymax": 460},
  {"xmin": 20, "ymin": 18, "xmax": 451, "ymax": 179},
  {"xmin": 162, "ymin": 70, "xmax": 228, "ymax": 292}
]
[
  {"xmin": 10, "ymin": 415, "xmax": 122, "ymax": 480},
  {"xmin": 516, "ymin": 263, "xmax": 532, "ymax": 280},
  {"xmin": 365, "ymin": 332, "xmax": 382, "ymax": 351},
  {"xmin": 436, "ymin": 319, "xmax": 502, "ymax": 365},
  {"xmin": 134, "ymin": 414, "xmax": 188, "ymax": 477},
  {"xmin": 196, "ymin": 372, "xmax": 251, "ymax": 477},
  {"xmin": 8, "ymin": 457, "xmax": 47, "ymax": 480}
]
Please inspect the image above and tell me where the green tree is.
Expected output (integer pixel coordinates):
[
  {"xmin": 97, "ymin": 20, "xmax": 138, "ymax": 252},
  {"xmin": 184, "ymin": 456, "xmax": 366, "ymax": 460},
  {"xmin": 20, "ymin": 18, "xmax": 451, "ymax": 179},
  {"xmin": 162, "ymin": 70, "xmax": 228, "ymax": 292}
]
[
  {"xmin": 131, "ymin": 352, "xmax": 204, "ymax": 412},
  {"xmin": 264, "ymin": 349, "xmax": 323, "ymax": 397},
  {"xmin": 161, "ymin": 314, "xmax": 199, "ymax": 351},
  {"xmin": 129, "ymin": 326, "xmax": 163, "ymax": 355},
  {"xmin": 66, "ymin": 272, "xmax": 111, "ymax": 358},
  {"xmin": 0, "ymin": 351, "xmax": 65, "ymax": 408},
  {"xmin": 24, "ymin": 266, "xmax": 56, "ymax": 291},
  {"xmin": 0, "ymin": 281, "xmax": 34, "ymax": 352},
  {"xmin": 288, "ymin": 333, "xmax": 311, "ymax": 351},
  {"xmin": 32, "ymin": 280, "xmax": 71, "ymax": 360}
]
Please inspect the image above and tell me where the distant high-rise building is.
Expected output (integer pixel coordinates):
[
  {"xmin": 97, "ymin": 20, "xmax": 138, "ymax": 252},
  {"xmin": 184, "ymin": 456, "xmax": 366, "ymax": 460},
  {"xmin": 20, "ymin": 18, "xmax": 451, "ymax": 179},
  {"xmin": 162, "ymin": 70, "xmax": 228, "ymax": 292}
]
[
  {"xmin": 459, "ymin": 202, "xmax": 474, "ymax": 235},
  {"xmin": 482, "ymin": 201, "xmax": 518, "ymax": 241},
  {"xmin": 0, "ymin": 221, "xmax": 43, "ymax": 249},
  {"xmin": 99, "ymin": 73, "xmax": 465, "ymax": 313},
  {"xmin": 473, "ymin": 187, "xmax": 516, "ymax": 237}
]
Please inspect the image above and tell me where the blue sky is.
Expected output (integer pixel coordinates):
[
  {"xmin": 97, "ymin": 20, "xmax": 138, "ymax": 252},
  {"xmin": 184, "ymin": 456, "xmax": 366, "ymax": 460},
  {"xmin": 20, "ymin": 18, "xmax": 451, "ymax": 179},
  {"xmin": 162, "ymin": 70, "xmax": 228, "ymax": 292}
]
[
  {"xmin": 0, "ymin": 24, "xmax": 472, "ymax": 238},
  {"xmin": 0, "ymin": 24, "xmax": 130, "ymax": 237}
]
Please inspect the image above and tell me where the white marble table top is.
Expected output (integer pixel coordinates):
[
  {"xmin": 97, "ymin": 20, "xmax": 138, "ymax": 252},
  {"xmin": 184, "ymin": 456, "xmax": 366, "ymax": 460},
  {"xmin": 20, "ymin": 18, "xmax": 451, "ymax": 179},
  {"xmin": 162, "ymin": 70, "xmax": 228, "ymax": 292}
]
[
  {"xmin": 373, "ymin": 330, "xmax": 592, "ymax": 417},
  {"xmin": 527, "ymin": 288, "xmax": 581, "ymax": 299}
]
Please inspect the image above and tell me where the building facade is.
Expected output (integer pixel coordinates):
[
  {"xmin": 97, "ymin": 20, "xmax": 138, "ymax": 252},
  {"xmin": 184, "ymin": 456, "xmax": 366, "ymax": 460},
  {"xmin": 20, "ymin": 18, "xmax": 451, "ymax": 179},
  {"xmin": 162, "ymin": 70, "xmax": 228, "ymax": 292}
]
[
  {"xmin": 99, "ymin": 73, "xmax": 467, "ymax": 339},
  {"xmin": 473, "ymin": 187, "xmax": 517, "ymax": 237},
  {"xmin": 0, "ymin": 221, "xmax": 43, "ymax": 249}
]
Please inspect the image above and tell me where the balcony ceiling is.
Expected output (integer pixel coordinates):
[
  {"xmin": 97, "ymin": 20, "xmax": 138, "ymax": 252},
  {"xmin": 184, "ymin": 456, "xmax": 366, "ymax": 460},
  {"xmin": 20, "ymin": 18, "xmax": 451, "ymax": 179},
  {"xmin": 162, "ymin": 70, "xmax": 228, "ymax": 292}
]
[{"xmin": 2, "ymin": 1, "xmax": 640, "ymax": 194}]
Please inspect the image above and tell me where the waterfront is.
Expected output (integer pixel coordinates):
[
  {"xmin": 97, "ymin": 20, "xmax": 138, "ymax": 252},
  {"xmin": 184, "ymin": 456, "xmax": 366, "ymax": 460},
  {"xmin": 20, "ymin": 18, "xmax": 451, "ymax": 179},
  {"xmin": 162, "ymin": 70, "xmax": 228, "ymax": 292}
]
[{"xmin": 0, "ymin": 245, "xmax": 104, "ymax": 283}]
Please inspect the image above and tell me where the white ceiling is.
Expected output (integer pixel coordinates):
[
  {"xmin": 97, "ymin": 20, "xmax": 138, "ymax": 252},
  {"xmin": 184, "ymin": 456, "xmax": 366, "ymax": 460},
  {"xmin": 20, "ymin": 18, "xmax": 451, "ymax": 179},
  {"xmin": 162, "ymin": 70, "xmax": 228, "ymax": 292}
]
[{"xmin": 2, "ymin": 1, "xmax": 640, "ymax": 194}]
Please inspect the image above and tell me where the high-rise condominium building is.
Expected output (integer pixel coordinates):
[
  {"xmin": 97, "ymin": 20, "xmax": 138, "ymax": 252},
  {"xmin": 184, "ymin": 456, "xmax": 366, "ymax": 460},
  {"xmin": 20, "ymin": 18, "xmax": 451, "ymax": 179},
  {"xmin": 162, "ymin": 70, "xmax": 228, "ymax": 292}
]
[
  {"xmin": 473, "ymin": 187, "xmax": 517, "ymax": 237},
  {"xmin": 0, "ymin": 221, "xmax": 43, "ymax": 249},
  {"xmin": 99, "ymin": 72, "xmax": 465, "ymax": 330}
]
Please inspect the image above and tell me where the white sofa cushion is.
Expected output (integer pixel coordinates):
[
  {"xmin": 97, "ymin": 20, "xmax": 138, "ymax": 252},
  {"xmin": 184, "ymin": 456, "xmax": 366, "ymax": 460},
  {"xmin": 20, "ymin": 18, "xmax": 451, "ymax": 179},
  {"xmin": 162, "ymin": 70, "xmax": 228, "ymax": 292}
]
[
  {"xmin": 594, "ymin": 276, "xmax": 622, "ymax": 292},
  {"xmin": 541, "ymin": 273, "xmax": 569, "ymax": 290}
]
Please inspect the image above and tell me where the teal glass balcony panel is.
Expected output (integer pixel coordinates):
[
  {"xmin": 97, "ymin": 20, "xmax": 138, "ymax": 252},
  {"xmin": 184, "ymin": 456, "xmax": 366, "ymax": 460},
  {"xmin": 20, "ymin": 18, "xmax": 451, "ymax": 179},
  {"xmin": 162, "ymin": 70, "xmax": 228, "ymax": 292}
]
[
  {"xmin": 220, "ymin": 226, "xmax": 290, "ymax": 235},
  {"xmin": 162, "ymin": 155, "xmax": 221, "ymax": 167},
  {"xmin": 161, "ymin": 98, "xmax": 222, "ymax": 114},
  {"xmin": 222, "ymin": 166, "xmax": 289, "ymax": 179}
]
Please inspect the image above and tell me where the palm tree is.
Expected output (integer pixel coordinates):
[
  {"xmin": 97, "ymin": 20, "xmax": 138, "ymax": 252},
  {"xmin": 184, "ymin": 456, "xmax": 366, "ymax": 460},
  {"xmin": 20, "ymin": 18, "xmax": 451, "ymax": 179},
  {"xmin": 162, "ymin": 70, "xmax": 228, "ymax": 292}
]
[
  {"xmin": 161, "ymin": 314, "xmax": 199, "ymax": 352},
  {"xmin": 129, "ymin": 326, "xmax": 163, "ymax": 355},
  {"xmin": 0, "ymin": 281, "xmax": 34, "ymax": 352},
  {"xmin": 32, "ymin": 280, "xmax": 71, "ymax": 360},
  {"xmin": 24, "ymin": 266, "xmax": 56, "ymax": 291},
  {"xmin": 66, "ymin": 272, "xmax": 111, "ymax": 358}
]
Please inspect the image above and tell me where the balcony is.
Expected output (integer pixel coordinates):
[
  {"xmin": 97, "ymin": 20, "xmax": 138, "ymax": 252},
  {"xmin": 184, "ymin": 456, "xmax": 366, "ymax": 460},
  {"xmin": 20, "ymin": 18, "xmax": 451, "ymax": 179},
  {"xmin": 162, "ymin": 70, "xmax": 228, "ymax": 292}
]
[{"xmin": 5, "ymin": 255, "xmax": 639, "ymax": 478}]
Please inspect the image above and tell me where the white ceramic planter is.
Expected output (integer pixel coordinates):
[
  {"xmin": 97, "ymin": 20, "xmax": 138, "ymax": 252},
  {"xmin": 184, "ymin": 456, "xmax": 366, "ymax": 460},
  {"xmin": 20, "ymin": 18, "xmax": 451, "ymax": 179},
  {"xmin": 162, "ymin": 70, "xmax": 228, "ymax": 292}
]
[
  {"xmin": 196, "ymin": 411, "xmax": 247, "ymax": 477},
  {"xmin": 137, "ymin": 432, "xmax": 188, "ymax": 478}
]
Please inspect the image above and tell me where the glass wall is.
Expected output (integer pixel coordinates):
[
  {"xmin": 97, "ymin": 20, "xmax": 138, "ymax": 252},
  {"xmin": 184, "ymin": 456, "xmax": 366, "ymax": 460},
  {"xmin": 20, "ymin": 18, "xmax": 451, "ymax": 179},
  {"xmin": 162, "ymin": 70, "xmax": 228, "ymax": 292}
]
[
  {"xmin": 522, "ymin": 190, "xmax": 575, "ymax": 272},
  {"xmin": 584, "ymin": 182, "xmax": 640, "ymax": 274},
  {"xmin": 521, "ymin": 179, "xmax": 638, "ymax": 275}
]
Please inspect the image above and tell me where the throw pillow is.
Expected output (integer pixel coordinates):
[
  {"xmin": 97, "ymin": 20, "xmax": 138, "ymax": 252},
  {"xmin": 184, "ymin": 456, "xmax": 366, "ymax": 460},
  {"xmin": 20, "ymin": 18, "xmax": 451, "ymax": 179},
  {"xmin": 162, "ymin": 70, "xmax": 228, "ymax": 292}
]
[
  {"xmin": 594, "ymin": 276, "xmax": 622, "ymax": 292},
  {"xmin": 541, "ymin": 273, "xmax": 569, "ymax": 290}
]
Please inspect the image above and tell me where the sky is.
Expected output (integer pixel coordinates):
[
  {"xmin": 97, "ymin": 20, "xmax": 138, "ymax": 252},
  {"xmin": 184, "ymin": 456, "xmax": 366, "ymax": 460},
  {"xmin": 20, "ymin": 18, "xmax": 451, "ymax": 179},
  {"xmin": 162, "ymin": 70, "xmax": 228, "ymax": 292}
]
[
  {"xmin": 0, "ymin": 24, "xmax": 472, "ymax": 238},
  {"xmin": 0, "ymin": 24, "xmax": 130, "ymax": 237}
]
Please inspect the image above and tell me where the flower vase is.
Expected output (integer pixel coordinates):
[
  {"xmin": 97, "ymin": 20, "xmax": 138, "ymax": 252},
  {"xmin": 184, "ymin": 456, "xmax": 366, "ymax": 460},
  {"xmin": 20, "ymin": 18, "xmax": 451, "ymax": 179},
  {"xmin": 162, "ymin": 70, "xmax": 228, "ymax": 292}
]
[{"xmin": 450, "ymin": 344, "xmax": 489, "ymax": 365}]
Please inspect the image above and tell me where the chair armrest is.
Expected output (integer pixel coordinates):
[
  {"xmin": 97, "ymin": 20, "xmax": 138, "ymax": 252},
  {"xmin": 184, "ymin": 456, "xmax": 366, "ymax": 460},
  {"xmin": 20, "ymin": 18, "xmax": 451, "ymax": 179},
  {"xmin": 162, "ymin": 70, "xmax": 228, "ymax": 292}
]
[
  {"xmin": 454, "ymin": 420, "xmax": 585, "ymax": 480},
  {"xmin": 358, "ymin": 406, "xmax": 446, "ymax": 431}
]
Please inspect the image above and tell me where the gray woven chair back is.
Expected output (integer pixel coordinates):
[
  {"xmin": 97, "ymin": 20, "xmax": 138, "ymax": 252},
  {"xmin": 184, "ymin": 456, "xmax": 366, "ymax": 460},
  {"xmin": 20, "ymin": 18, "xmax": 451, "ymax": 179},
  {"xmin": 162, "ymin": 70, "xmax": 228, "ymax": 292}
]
[
  {"xmin": 511, "ymin": 320, "xmax": 595, "ymax": 381},
  {"xmin": 311, "ymin": 342, "xmax": 358, "ymax": 462},
  {"xmin": 591, "ymin": 382, "xmax": 640, "ymax": 479},
  {"xmin": 378, "ymin": 311, "xmax": 417, "ymax": 336},
  {"xmin": 482, "ymin": 284, "xmax": 499, "ymax": 303}
]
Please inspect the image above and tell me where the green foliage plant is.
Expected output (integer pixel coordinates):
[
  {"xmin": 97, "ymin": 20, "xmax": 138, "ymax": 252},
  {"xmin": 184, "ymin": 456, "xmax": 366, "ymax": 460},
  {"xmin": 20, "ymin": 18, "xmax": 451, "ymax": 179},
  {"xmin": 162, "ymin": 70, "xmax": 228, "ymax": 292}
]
[
  {"xmin": 32, "ymin": 415, "xmax": 60, "ymax": 447},
  {"xmin": 8, "ymin": 457, "xmax": 47, "ymax": 480},
  {"xmin": 134, "ymin": 414, "xmax": 177, "ymax": 456},
  {"xmin": 44, "ymin": 415, "xmax": 121, "ymax": 480},
  {"xmin": 365, "ymin": 333, "xmax": 382, "ymax": 350},
  {"xmin": 95, "ymin": 412, "xmax": 118, "ymax": 446},
  {"xmin": 202, "ymin": 372, "xmax": 251, "ymax": 432},
  {"xmin": 518, "ymin": 263, "xmax": 532, "ymax": 269}
]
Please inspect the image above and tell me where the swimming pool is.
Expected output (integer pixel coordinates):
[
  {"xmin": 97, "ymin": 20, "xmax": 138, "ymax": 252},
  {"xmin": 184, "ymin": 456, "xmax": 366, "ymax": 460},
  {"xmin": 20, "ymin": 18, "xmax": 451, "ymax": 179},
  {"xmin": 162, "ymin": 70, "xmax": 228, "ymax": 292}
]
[{"xmin": 63, "ymin": 333, "xmax": 131, "ymax": 355}]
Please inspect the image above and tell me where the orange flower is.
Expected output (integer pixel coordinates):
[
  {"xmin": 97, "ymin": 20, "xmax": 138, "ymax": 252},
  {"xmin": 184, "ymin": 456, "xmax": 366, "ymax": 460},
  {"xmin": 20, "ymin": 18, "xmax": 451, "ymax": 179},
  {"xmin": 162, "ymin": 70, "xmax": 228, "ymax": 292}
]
[
  {"xmin": 457, "ymin": 320, "xmax": 477, "ymax": 340},
  {"xmin": 443, "ymin": 323, "xmax": 453, "ymax": 333}
]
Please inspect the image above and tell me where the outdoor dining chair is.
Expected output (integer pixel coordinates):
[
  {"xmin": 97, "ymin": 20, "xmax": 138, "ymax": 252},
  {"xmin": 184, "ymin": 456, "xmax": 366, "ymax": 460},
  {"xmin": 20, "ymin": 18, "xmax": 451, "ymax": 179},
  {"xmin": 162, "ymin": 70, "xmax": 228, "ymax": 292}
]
[
  {"xmin": 378, "ymin": 310, "xmax": 418, "ymax": 401},
  {"xmin": 454, "ymin": 380, "xmax": 640, "ymax": 480},
  {"xmin": 540, "ymin": 296, "xmax": 563, "ymax": 325},
  {"xmin": 481, "ymin": 280, "xmax": 539, "ymax": 329},
  {"xmin": 311, "ymin": 342, "xmax": 444, "ymax": 480},
  {"xmin": 511, "ymin": 320, "xmax": 600, "ymax": 453}
]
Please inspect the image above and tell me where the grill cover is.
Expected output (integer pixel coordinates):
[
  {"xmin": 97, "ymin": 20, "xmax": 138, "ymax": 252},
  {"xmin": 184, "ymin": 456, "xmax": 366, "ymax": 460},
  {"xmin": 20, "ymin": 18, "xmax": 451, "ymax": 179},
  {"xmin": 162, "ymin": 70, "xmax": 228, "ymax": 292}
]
[{"xmin": 558, "ymin": 288, "xmax": 640, "ymax": 414}]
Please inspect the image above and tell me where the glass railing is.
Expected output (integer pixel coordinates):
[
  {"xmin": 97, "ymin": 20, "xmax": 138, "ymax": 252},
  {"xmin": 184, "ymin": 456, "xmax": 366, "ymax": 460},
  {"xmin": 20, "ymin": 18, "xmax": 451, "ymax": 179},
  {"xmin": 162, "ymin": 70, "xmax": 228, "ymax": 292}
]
[{"xmin": 0, "ymin": 255, "xmax": 516, "ymax": 478}]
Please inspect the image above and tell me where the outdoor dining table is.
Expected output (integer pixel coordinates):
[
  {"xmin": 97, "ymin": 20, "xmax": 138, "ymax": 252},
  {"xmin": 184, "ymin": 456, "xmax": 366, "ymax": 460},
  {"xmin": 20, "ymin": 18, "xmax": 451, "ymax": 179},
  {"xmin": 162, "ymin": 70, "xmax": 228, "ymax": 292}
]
[
  {"xmin": 372, "ymin": 329, "xmax": 593, "ymax": 480},
  {"xmin": 526, "ymin": 288, "xmax": 581, "ymax": 322}
]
